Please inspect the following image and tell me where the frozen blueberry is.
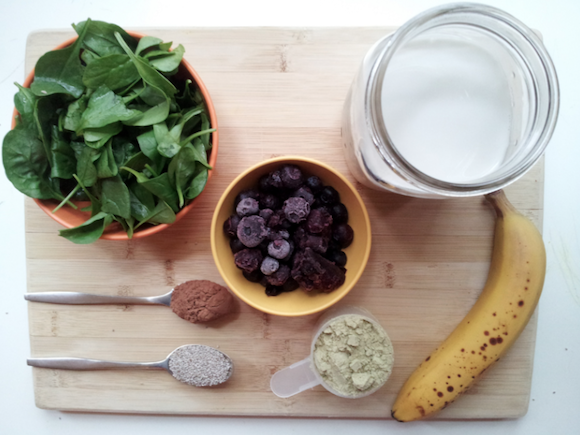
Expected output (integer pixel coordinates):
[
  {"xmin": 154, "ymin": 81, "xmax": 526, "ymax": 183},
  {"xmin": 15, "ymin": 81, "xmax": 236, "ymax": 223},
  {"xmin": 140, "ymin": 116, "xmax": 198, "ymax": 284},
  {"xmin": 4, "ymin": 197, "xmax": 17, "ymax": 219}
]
[
  {"xmin": 280, "ymin": 164, "xmax": 304, "ymax": 189},
  {"xmin": 268, "ymin": 239, "xmax": 292, "ymax": 259},
  {"xmin": 259, "ymin": 208, "xmax": 275, "ymax": 222},
  {"xmin": 318, "ymin": 186, "xmax": 340, "ymax": 206},
  {"xmin": 282, "ymin": 240, "xmax": 295, "ymax": 262},
  {"xmin": 328, "ymin": 238, "xmax": 342, "ymax": 252},
  {"xmin": 266, "ymin": 264, "xmax": 291, "ymax": 286},
  {"xmin": 258, "ymin": 174, "xmax": 273, "ymax": 193},
  {"xmin": 234, "ymin": 189, "xmax": 260, "ymax": 207},
  {"xmin": 265, "ymin": 284, "xmax": 284, "ymax": 297},
  {"xmin": 325, "ymin": 249, "xmax": 347, "ymax": 267},
  {"xmin": 260, "ymin": 193, "xmax": 281, "ymax": 210},
  {"xmin": 236, "ymin": 197, "xmax": 260, "ymax": 217},
  {"xmin": 261, "ymin": 256, "xmax": 280, "ymax": 275},
  {"xmin": 268, "ymin": 229, "xmax": 290, "ymax": 241},
  {"xmin": 278, "ymin": 230, "xmax": 290, "ymax": 240},
  {"xmin": 223, "ymin": 214, "xmax": 241, "ymax": 238},
  {"xmin": 243, "ymin": 269, "xmax": 264, "ymax": 283},
  {"xmin": 292, "ymin": 187, "xmax": 315, "ymax": 205},
  {"xmin": 283, "ymin": 197, "xmax": 310, "ymax": 224},
  {"xmin": 268, "ymin": 209, "xmax": 288, "ymax": 229},
  {"xmin": 306, "ymin": 208, "xmax": 333, "ymax": 234},
  {"xmin": 258, "ymin": 238, "xmax": 271, "ymax": 254},
  {"xmin": 234, "ymin": 248, "xmax": 263, "ymax": 273},
  {"xmin": 330, "ymin": 203, "xmax": 349, "ymax": 224},
  {"xmin": 230, "ymin": 238, "xmax": 245, "ymax": 254},
  {"xmin": 281, "ymin": 277, "xmax": 300, "ymax": 293},
  {"xmin": 237, "ymin": 215, "xmax": 268, "ymax": 248},
  {"xmin": 332, "ymin": 223, "xmax": 354, "ymax": 249},
  {"xmin": 266, "ymin": 170, "xmax": 284, "ymax": 191},
  {"xmin": 305, "ymin": 175, "xmax": 323, "ymax": 194}
]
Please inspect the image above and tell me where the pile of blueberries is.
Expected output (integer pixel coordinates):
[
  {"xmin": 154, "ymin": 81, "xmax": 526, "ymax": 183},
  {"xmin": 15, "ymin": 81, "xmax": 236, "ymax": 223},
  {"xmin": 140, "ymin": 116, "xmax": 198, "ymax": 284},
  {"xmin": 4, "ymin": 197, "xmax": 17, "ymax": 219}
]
[{"xmin": 223, "ymin": 164, "xmax": 354, "ymax": 296}]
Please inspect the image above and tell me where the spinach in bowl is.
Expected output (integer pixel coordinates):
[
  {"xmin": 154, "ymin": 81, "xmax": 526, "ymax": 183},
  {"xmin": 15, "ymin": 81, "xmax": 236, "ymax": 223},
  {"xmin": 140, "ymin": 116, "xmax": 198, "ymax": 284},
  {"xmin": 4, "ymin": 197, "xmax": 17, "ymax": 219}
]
[{"xmin": 2, "ymin": 19, "xmax": 216, "ymax": 243}]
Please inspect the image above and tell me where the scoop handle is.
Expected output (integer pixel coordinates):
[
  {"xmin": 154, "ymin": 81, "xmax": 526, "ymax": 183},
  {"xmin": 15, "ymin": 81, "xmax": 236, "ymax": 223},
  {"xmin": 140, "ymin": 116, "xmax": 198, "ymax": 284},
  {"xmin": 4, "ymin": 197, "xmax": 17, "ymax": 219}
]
[{"xmin": 270, "ymin": 357, "xmax": 321, "ymax": 398}]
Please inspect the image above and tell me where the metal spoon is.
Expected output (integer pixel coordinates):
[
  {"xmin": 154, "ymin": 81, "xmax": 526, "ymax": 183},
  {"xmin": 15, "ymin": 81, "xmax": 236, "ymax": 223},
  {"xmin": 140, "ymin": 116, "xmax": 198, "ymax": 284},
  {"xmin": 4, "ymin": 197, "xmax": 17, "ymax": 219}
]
[
  {"xmin": 27, "ymin": 344, "xmax": 233, "ymax": 387},
  {"xmin": 24, "ymin": 289, "xmax": 174, "ymax": 306}
]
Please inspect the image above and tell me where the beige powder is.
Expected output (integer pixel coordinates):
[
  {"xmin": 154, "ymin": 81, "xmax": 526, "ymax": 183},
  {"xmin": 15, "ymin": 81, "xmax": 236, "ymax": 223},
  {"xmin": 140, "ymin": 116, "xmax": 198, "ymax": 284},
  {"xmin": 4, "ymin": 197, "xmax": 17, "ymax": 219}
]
[{"xmin": 313, "ymin": 315, "xmax": 394, "ymax": 397}]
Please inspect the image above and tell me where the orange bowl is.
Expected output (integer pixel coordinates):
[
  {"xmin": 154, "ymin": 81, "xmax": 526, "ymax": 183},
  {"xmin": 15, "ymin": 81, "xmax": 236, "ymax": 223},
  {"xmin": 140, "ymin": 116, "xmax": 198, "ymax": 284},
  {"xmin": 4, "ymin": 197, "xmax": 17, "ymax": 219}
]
[
  {"xmin": 210, "ymin": 156, "xmax": 372, "ymax": 317},
  {"xmin": 12, "ymin": 32, "xmax": 218, "ymax": 240}
]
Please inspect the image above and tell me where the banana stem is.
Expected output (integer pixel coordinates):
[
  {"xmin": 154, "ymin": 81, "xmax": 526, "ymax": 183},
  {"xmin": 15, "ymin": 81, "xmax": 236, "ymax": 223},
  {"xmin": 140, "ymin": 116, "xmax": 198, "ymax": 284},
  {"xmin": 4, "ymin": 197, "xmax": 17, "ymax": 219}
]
[{"xmin": 485, "ymin": 189, "xmax": 517, "ymax": 218}]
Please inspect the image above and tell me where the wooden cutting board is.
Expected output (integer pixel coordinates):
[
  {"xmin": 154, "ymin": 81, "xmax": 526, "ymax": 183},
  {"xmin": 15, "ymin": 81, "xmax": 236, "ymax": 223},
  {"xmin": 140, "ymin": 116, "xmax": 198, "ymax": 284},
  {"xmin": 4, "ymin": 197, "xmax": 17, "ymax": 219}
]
[{"xmin": 24, "ymin": 27, "xmax": 544, "ymax": 419}]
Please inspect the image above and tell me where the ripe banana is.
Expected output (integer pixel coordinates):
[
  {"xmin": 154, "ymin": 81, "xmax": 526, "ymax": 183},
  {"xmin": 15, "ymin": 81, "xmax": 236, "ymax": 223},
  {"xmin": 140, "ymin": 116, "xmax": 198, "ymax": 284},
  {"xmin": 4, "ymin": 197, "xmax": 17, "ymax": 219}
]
[{"xmin": 391, "ymin": 189, "xmax": 546, "ymax": 422}]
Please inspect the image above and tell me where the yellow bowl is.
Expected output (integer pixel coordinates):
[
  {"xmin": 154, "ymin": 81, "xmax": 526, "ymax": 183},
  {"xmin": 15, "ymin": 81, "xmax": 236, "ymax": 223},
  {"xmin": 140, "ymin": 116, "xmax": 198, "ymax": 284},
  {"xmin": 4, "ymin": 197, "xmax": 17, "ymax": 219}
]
[{"xmin": 210, "ymin": 156, "xmax": 371, "ymax": 317}]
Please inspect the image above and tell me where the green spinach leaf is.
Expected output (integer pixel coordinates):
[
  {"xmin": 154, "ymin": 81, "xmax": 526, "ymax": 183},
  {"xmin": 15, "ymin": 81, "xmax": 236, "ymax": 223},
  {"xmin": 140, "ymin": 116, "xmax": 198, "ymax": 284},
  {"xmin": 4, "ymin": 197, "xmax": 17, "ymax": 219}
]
[
  {"xmin": 124, "ymin": 98, "xmax": 169, "ymax": 127},
  {"xmin": 63, "ymin": 94, "xmax": 88, "ymax": 132},
  {"xmin": 153, "ymin": 122, "xmax": 179, "ymax": 158},
  {"xmin": 138, "ymin": 84, "xmax": 167, "ymax": 106},
  {"xmin": 82, "ymin": 54, "xmax": 140, "ymax": 90},
  {"xmin": 30, "ymin": 19, "xmax": 90, "ymax": 98},
  {"xmin": 114, "ymin": 32, "xmax": 177, "ymax": 98},
  {"xmin": 81, "ymin": 49, "xmax": 100, "ymax": 65},
  {"xmin": 149, "ymin": 44, "xmax": 185, "ymax": 73},
  {"xmin": 74, "ymin": 20, "xmax": 137, "ymax": 57},
  {"xmin": 199, "ymin": 112, "xmax": 211, "ymax": 150},
  {"xmin": 154, "ymin": 108, "xmax": 202, "ymax": 158},
  {"xmin": 135, "ymin": 200, "xmax": 175, "ymax": 229},
  {"xmin": 136, "ymin": 129, "xmax": 159, "ymax": 161},
  {"xmin": 73, "ymin": 173, "xmax": 101, "ymax": 216},
  {"xmin": 96, "ymin": 139, "xmax": 118, "ymax": 178},
  {"xmin": 83, "ymin": 122, "xmax": 123, "ymax": 149},
  {"xmin": 168, "ymin": 144, "xmax": 200, "ymax": 207},
  {"xmin": 50, "ymin": 125, "xmax": 76, "ymax": 179},
  {"xmin": 14, "ymin": 83, "xmax": 38, "ymax": 128},
  {"xmin": 186, "ymin": 167, "xmax": 208, "ymax": 200},
  {"xmin": 2, "ymin": 127, "xmax": 60, "ymax": 199},
  {"xmin": 122, "ymin": 151, "xmax": 152, "ymax": 172},
  {"xmin": 126, "ymin": 216, "xmax": 135, "ymax": 239},
  {"xmin": 59, "ymin": 211, "xmax": 113, "ymax": 244},
  {"xmin": 135, "ymin": 36, "xmax": 163, "ymax": 55},
  {"xmin": 34, "ymin": 95, "xmax": 64, "ymax": 167},
  {"xmin": 121, "ymin": 167, "xmax": 179, "ymax": 212},
  {"xmin": 100, "ymin": 174, "xmax": 131, "ymax": 219},
  {"xmin": 129, "ymin": 182, "xmax": 155, "ymax": 221},
  {"xmin": 75, "ymin": 144, "xmax": 99, "ymax": 187},
  {"xmin": 78, "ymin": 86, "xmax": 138, "ymax": 132},
  {"xmin": 111, "ymin": 137, "xmax": 135, "ymax": 167}
]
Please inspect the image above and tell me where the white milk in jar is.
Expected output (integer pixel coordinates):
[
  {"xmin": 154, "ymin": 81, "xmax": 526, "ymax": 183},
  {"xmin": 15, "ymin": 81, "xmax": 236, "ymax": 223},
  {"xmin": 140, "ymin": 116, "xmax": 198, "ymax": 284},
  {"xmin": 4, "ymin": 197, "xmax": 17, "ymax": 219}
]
[{"xmin": 342, "ymin": 4, "xmax": 558, "ymax": 198}]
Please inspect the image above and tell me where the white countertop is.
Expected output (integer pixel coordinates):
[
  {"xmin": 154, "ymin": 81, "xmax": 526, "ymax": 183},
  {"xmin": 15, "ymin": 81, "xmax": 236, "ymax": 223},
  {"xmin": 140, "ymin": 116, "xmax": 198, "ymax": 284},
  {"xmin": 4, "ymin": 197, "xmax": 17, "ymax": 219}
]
[{"xmin": 1, "ymin": 0, "xmax": 579, "ymax": 433}]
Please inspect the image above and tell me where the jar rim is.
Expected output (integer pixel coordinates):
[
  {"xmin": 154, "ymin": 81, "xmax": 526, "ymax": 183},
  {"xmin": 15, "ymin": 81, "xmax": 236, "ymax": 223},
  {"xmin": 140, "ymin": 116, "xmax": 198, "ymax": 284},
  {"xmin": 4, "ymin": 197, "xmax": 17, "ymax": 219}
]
[{"xmin": 366, "ymin": 2, "xmax": 560, "ymax": 196}]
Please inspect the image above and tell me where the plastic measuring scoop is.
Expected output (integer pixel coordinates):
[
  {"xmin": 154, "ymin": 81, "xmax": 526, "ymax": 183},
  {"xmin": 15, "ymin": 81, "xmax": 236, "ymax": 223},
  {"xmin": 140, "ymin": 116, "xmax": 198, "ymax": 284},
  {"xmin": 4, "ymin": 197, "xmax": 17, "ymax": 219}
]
[{"xmin": 270, "ymin": 305, "xmax": 393, "ymax": 399}]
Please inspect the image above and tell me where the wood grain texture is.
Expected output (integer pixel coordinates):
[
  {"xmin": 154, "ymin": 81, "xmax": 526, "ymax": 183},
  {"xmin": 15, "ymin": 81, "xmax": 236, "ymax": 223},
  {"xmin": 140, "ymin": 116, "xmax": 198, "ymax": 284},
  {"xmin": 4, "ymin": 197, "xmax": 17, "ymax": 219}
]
[{"xmin": 24, "ymin": 27, "xmax": 544, "ymax": 419}]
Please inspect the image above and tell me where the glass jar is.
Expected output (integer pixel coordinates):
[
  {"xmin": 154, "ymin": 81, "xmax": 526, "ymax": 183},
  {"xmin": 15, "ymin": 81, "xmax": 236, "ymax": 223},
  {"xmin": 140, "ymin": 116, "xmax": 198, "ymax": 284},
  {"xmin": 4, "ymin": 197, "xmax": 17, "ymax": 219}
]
[{"xmin": 342, "ymin": 3, "xmax": 559, "ymax": 198}]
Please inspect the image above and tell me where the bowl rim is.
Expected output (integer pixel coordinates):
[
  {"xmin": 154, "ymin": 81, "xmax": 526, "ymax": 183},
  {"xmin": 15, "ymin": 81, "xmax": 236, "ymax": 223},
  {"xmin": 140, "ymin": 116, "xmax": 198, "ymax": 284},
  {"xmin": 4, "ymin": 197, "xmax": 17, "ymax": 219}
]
[
  {"xmin": 12, "ymin": 31, "xmax": 219, "ymax": 240},
  {"xmin": 210, "ymin": 155, "xmax": 372, "ymax": 317}
]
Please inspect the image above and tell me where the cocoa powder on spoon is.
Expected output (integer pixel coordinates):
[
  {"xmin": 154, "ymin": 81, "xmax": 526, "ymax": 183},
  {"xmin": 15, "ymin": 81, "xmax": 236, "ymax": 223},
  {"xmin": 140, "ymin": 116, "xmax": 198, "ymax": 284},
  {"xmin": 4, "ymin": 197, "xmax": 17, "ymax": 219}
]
[{"xmin": 170, "ymin": 280, "xmax": 234, "ymax": 324}]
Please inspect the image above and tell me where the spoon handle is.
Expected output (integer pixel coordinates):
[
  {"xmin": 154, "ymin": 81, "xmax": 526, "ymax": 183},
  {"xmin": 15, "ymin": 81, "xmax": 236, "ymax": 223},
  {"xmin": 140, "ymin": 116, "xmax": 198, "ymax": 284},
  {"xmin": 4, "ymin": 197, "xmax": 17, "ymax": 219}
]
[
  {"xmin": 27, "ymin": 357, "xmax": 166, "ymax": 371},
  {"xmin": 24, "ymin": 291, "xmax": 169, "ymax": 306}
]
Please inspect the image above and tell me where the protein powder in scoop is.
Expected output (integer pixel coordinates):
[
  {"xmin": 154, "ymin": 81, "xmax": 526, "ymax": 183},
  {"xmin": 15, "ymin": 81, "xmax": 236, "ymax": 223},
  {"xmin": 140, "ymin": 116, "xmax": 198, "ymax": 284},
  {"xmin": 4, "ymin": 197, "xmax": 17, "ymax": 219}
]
[{"xmin": 313, "ymin": 314, "xmax": 394, "ymax": 397}]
